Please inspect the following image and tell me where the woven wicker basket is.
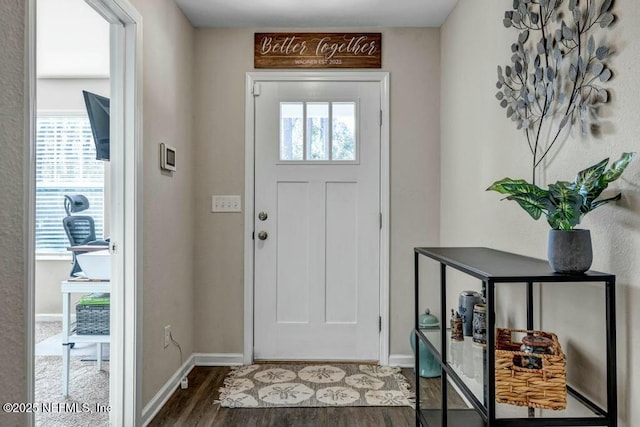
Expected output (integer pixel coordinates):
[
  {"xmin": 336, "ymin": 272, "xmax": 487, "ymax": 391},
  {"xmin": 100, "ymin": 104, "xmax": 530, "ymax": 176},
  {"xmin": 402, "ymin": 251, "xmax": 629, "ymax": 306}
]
[
  {"xmin": 76, "ymin": 304, "xmax": 110, "ymax": 335},
  {"xmin": 495, "ymin": 328, "xmax": 567, "ymax": 410}
]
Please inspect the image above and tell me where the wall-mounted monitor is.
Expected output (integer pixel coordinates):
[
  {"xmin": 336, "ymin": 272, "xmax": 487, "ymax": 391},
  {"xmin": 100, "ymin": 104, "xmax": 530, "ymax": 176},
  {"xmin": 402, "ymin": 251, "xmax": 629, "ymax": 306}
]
[{"xmin": 82, "ymin": 90, "xmax": 110, "ymax": 161}]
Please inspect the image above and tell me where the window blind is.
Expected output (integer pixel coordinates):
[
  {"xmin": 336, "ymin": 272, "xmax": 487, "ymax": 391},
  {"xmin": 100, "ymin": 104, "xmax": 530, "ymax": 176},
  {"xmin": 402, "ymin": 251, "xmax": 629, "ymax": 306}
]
[{"xmin": 36, "ymin": 115, "xmax": 105, "ymax": 253}]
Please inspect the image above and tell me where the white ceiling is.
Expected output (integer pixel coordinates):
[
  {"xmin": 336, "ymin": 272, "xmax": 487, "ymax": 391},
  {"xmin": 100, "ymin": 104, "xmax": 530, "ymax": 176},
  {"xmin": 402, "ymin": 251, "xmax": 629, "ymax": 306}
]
[
  {"xmin": 175, "ymin": 0, "xmax": 459, "ymax": 28},
  {"xmin": 37, "ymin": 0, "xmax": 110, "ymax": 77}
]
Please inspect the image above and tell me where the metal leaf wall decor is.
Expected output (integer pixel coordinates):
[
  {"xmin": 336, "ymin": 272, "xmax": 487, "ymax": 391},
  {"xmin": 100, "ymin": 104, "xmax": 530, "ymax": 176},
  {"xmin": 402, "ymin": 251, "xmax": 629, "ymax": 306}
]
[{"xmin": 496, "ymin": 0, "xmax": 616, "ymax": 184}]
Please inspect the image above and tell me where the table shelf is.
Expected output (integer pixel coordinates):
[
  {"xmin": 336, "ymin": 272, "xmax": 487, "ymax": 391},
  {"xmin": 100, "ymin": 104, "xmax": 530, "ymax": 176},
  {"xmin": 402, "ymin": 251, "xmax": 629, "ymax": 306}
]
[
  {"xmin": 61, "ymin": 279, "xmax": 111, "ymax": 397},
  {"xmin": 414, "ymin": 247, "xmax": 617, "ymax": 427}
]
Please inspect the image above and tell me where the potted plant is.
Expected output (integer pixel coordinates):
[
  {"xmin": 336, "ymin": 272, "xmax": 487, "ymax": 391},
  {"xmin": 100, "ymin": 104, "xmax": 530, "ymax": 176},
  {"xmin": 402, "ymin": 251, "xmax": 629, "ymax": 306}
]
[
  {"xmin": 489, "ymin": 0, "xmax": 633, "ymax": 272},
  {"xmin": 488, "ymin": 152, "xmax": 634, "ymax": 273}
]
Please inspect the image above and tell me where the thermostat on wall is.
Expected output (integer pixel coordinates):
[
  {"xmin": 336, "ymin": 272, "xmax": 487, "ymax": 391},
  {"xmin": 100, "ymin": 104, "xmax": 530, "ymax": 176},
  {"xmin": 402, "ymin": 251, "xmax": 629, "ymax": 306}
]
[{"xmin": 160, "ymin": 143, "xmax": 176, "ymax": 171}]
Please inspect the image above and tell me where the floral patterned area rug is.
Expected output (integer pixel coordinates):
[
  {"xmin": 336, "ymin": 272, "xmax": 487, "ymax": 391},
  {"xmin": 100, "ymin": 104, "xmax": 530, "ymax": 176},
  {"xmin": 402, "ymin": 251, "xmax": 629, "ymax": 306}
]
[{"xmin": 216, "ymin": 364, "xmax": 415, "ymax": 408}]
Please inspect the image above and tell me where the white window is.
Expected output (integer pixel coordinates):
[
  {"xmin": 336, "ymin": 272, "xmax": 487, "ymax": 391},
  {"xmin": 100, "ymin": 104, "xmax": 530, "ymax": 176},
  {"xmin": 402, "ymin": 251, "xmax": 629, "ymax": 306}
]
[
  {"xmin": 279, "ymin": 101, "xmax": 357, "ymax": 162},
  {"xmin": 35, "ymin": 113, "xmax": 105, "ymax": 254}
]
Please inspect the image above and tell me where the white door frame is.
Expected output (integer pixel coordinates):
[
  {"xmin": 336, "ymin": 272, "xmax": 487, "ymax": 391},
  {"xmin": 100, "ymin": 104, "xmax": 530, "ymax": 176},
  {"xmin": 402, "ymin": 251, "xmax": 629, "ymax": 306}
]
[
  {"xmin": 25, "ymin": 1, "xmax": 143, "ymax": 426},
  {"xmin": 243, "ymin": 71, "xmax": 390, "ymax": 365}
]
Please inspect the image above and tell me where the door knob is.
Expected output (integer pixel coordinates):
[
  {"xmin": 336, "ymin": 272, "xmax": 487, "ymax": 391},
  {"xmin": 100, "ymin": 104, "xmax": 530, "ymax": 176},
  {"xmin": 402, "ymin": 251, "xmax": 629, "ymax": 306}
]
[
  {"xmin": 258, "ymin": 211, "xmax": 268, "ymax": 221},
  {"xmin": 258, "ymin": 231, "xmax": 268, "ymax": 240}
]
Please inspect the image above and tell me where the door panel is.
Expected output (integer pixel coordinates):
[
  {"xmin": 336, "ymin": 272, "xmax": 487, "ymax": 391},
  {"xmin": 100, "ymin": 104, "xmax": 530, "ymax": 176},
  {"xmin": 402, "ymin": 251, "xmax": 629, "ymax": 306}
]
[
  {"xmin": 276, "ymin": 181, "xmax": 309, "ymax": 323},
  {"xmin": 325, "ymin": 181, "xmax": 358, "ymax": 324},
  {"xmin": 254, "ymin": 80, "xmax": 381, "ymax": 361}
]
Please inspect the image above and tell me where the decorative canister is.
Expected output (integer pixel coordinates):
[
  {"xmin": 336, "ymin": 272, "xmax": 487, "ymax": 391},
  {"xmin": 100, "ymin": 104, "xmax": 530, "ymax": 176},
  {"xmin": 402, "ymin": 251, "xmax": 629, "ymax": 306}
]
[
  {"xmin": 450, "ymin": 309, "xmax": 464, "ymax": 342},
  {"xmin": 519, "ymin": 335, "xmax": 554, "ymax": 369},
  {"xmin": 459, "ymin": 290, "xmax": 483, "ymax": 336},
  {"xmin": 472, "ymin": 303, "xmax": 487, "ymax": 347},
  {"xmin": 409, "ymin": 309, "xmax": 441, "ymax": 378}
]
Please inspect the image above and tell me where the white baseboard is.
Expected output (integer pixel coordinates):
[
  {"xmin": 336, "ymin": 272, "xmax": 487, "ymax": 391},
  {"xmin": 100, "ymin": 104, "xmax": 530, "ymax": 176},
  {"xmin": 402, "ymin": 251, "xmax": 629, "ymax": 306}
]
[
  {"xmin": 36, "ymin": 313, "xmax": 76, "ymax": 322},
  {"xmin": 389, "ymin": 354, "xmax": 414, "ymax": 368},
  {"xmin": 141, "ymin": 354, "xmax": 195, "ymax": 427},
  {"xmin": 141, "ymin": 352, "xmax": 244, "ymax": 425},
  {"xmin": 193, "ymin": 352, "xmax": 244, "ymax": 366}
]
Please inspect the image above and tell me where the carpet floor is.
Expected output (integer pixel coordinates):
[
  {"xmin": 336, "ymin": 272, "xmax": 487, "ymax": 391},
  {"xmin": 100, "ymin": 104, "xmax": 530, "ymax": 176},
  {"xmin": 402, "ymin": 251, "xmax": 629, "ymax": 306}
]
[
  {"xmin": 34, "ymin": 321, "xmax": 109, "ymax": 427},
  {"xmin": 217, "ymin": 364, "xmax": 415, "ymax": 408}
]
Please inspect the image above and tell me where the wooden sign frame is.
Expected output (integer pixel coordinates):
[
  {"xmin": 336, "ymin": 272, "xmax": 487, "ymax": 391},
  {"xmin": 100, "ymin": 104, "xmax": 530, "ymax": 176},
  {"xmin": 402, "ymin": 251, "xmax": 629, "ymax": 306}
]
[{"xmin": 254, "ymin": 33, "xmax": 382, "ymax": 69}]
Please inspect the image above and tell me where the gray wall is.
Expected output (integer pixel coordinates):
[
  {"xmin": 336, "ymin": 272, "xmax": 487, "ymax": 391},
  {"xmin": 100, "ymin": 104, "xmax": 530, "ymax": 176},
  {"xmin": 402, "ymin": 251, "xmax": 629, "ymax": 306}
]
[
  {"xmin": 128, "ymin": 0, "xmax": 196, "ymax": 407},
  {"xmin": 192, "ymin": 27, "xmax": 442, "ymax": 358},
  {"xmin": 441, "ymin": 1, "xmax": 640, "ymax": 425},
  {"xmin": 0, "ymin": 1, "xmax": 27, "ymax": 425}
]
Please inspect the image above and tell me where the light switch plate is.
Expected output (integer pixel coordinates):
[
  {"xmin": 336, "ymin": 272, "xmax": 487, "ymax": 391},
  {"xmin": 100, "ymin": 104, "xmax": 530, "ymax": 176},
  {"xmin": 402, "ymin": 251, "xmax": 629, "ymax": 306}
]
[{"xmin": 212, "ymin": 195, "xmax": 241, "ymax": 212}]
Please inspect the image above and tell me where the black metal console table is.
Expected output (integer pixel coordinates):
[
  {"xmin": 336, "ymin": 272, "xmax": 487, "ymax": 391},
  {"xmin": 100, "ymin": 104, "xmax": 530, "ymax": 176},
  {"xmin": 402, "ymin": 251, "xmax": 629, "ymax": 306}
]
[{"xmin": 414, "ymin": 247, "xmax": 617, "ymax": 427}]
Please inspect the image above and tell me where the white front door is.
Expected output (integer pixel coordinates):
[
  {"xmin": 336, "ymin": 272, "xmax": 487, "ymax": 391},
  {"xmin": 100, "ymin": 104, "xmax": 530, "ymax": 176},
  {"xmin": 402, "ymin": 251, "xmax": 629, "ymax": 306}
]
[{"xmin": 254, "ymin": 80, "xmax": 381, "ymax": 361}]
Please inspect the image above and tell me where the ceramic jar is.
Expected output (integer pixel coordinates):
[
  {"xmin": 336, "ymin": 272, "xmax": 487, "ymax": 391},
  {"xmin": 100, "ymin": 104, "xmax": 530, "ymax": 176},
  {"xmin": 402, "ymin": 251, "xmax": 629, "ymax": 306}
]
[
  {"xmin": 409, "ymin": 309, "xmax": 441, "ymax": 378},
  {"xmin": 472, "ymin": 303, "xmax": 487, "ymax": 347},
  {"xmin": 459, "ymin": 290, "xmax": 483, "ymax": 336}
]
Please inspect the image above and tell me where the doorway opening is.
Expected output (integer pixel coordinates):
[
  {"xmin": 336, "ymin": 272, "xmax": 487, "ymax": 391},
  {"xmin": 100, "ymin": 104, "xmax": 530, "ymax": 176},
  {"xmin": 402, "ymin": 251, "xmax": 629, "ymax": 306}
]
[
  {"xmin": 243, "ymin": 72, "xmax": 390, "ymax": 365},
  {"xmin": 26, "ymin": 0, "xmax": 142, "ymax": 425},
  {"xmin": 33, "ymin": 2, "xmax": 111, "ymax": 425}
]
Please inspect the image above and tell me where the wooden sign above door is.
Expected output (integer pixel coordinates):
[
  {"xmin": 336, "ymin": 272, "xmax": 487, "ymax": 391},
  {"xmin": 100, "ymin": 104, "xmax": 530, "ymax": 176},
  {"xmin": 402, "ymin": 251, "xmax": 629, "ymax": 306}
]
[{"xmin": 254, "ymin": 33, "xmax": 382, "ymax": 69}]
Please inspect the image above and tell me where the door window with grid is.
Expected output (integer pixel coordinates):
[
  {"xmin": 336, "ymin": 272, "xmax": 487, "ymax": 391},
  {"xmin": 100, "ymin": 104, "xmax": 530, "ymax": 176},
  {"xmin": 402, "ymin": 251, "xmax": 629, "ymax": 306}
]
[
  {"xmin": 35, "ymin": 114, "xmax": 105, "ymax": 254},
  {"xmin": 279, "ymin": 101, "xmax": 357, "ymax": 162}
]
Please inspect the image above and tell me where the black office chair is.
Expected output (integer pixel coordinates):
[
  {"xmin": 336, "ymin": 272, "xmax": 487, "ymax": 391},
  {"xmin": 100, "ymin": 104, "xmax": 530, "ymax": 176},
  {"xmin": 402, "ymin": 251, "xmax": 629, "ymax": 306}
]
[{"xmin": 62, "ymin": 195, "xmax": 107, "ymax": 276}]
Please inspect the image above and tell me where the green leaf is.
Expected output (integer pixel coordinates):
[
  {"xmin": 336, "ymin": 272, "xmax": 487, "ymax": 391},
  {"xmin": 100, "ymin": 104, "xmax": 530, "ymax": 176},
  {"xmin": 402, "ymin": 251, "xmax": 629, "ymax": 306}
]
[
  {"xmin": 575, "ymin": 153, "xmax": 635, "ymax": 214},
  {"xmin": 507, "ymin": 193, "xmax": 547, "ymax": 220},
  {"xmin": 571, "ymin": 157, "xmax": 608, "ymax": 204},
  {"xmin": 487, "ymin": 178, "xmax": 533, "ymax": 194},
  {"xmin": 546, "ymin": 182, "xmax": 583, "ymax": 229},
  {"xmin": 573, "ymin": 157, "xmax": 609, "ymax": 189},
  {"xmin": 589, "ymin": 193, "xmax": 622, "ymax": 211},
  {"xmin": 602, "ymin": 152, "xmax": 635, "ymax": 182},
  {"xmin": 487, "ymin": 178, "xmax": 549, "ymax": 220}
]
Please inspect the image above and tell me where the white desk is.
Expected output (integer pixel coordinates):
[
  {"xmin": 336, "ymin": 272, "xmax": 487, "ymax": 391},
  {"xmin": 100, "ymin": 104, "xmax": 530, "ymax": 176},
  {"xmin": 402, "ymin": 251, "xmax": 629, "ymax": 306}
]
[{"xmin": 61, "ymin": 280, "xmax": 110, "ymax": 396}]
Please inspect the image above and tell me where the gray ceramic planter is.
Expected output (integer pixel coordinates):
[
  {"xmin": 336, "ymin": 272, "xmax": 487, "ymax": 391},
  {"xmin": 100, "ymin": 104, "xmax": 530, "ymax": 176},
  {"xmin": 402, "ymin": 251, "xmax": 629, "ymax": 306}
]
[{"xmin": 547, "ymin": 229, "xmax": 593, "ymax": 274}]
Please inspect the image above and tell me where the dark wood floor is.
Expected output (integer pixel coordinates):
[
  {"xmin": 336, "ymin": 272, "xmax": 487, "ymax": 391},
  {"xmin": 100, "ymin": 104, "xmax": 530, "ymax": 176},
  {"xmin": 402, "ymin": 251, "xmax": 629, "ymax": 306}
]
[{"xmin": 148, "ymin": 367, "xmax": 466, "ymax": 427}]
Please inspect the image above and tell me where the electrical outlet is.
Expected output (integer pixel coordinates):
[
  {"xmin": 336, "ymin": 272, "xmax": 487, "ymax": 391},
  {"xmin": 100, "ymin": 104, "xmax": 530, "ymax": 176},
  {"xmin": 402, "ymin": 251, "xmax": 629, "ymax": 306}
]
[
  {"xmin": 164, "ymin": 325, "xmax": 171, "ymax": 348},
  {"xmin": 211, "ymin": 195, "xmax": 241, "ymax": 212}
]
